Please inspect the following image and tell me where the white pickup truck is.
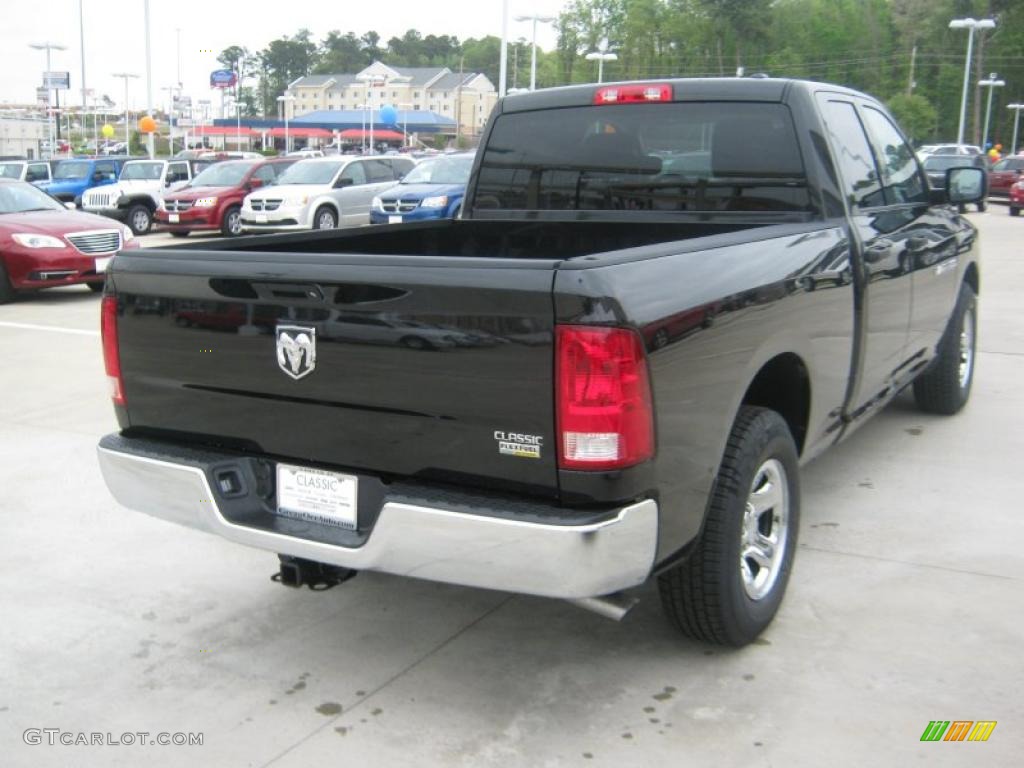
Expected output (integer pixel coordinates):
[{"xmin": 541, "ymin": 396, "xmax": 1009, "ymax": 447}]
[{"xmin": 81, "ymin": 159, "xmax": 193, "ymax": 234}]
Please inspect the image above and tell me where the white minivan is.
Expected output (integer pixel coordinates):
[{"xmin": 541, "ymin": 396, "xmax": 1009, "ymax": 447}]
[{"xmin": 240, "ymin": 156, "xmax": 414, "ymax": 232}]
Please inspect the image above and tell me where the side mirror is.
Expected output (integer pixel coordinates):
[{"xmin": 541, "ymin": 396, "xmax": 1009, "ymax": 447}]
[
  {"xmin": 947, "ymin": 167, "xmax": 986, "ymax": 205},
  {"xmin": 334, "ymin": 177, "xmax": 354, "ymax": 188},
  {"xmin": 93, "ymin": 172, "xmax": 104, "ymax": 182},
  {"xmin": 249, "ymin": 177, "xmax": 264, "ymax": 189}
]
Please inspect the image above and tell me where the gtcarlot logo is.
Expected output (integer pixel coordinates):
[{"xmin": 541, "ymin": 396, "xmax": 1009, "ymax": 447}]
[{"xmin": 23, "ymin": 729, "xmax": 204, "ymax": 747}]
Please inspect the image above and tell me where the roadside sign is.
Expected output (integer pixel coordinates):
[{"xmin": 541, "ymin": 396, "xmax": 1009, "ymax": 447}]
[
  {"xmin": 36, "ymin": 87, "xmax": 49, "ymax": 106},
  {"xmin": 43, "ymin": 71, "xmax": 70, "ymax": 90},
  {"xmin": 173, "ymin": 95, "xmax": 192, "ymax": 109},
  {"xmin": 209, "ymin": 70, "xmax": 238, "ymax": 89}
]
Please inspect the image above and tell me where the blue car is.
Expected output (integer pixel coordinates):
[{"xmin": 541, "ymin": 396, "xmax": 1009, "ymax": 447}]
[
  {"xmin": 36, "ymin": 157, "xmax": 130, "ymax": 204},
  {"xmin": 370, "ymin": 152, "xmax": 475, "ymax": 224}
]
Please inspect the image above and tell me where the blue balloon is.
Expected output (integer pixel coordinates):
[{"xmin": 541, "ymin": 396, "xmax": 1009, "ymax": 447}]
[{"xmin": 379, "ymin": 104, "xmax": 397, "ymax": 125}]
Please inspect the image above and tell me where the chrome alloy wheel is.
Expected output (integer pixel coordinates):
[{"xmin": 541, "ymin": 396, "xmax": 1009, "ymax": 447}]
[
  {"xmin": 959, "ymin": 304, "xmax": 975, "ymax": 390},
  {"xmin": 740, "ymin": 459, "xmax": 790, "ymax": 601},
  {"xmin": 132, "ymin": 209, "xmax": 150, "ymax": 233},
  {"xmin": 227, "ymin": 209, "xmax": 242, "ymax": 235},
  {"xmin": 317, "ymin": 209, "xmax": 336, "ymax": 229}
]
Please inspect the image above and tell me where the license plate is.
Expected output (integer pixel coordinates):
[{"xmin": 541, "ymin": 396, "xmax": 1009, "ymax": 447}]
[
  {"xmin": 253, "ymin": 213, "xmax": 268, "ymax": 223},
  {"xmin": 168, "ymin": 213, "xmax": 179, "ymax": 223},
  {"xmin": 94, "ymin": 257, "xmax": 112, "ymax": 272},
  {"xmin": 388, "ymin": 215, "xmax": 402, "ymax": 224},
  {"xmin": 275, "ymin": 464, "xmax": 358, "ymax": 529}
]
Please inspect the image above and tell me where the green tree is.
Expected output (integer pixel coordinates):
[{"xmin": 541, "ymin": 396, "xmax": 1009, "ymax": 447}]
[{"xmin": 888, "ymin": 93, "xmax": 938, "ymax": 142}]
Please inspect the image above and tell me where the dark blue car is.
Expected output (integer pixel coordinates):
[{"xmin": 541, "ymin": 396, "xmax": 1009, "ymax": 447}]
[
  {"xmin": 36, "ymin": 157, "xmax": 129, "ymax": 204},
  {"xmin": 370, "ymin": 152, "xmax": 475, "ymax": 224}
]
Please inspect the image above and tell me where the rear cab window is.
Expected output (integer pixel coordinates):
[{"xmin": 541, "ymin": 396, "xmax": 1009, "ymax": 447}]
[{"xmin": 474, "ymin": 102, "xmax": 812, "ymax": 214}]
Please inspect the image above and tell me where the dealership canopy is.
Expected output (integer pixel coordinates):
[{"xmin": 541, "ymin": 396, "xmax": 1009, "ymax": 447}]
[{"xmin": 213, "ymin": 109, "xmax": 457, "ymax": 134}]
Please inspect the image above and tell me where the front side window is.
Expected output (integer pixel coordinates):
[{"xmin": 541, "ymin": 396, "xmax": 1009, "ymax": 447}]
[
  {"xmin": 820, "ymin": 99, "xmax": 885, "ymax": 209},
  {"xmin": 340, "ymin": 162, "xmax": 367, "ymax": 186},
  {"xmin": 860, "ymin": 107, "xmax": 927, "ymax": 205},
  {"xmin": 475, "ymin": 102, "xmax": 811, "ymax": 214}
]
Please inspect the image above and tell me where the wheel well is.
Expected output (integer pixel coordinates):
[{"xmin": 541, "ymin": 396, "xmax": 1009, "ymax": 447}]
[
  {"xmin": 964, "ymin": 261, "xmax": 979, "ymax": 296},
  {"xmin": 741, "ymin": 353, "xmax": 810, "ymax": 455},
  {"xmin": 123, "ymin": 196, "xmax": 156, "ymax": 211}
]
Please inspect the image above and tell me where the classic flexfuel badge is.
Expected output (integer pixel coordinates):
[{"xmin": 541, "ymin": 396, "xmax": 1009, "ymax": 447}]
[{"xmin": 494, "ymin": 431, "xmax": 543, "ymax": 459}]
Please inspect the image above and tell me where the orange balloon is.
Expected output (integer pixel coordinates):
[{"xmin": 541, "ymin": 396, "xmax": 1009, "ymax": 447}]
[{"xmin": 137, "ymin": 115, "xmax": 157, "ymax": 133}]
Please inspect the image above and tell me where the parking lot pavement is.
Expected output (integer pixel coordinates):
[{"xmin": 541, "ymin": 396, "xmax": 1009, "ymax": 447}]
[{"xmin": 2, "ymin": 213, "xmax": 1022, "ymax": 767}]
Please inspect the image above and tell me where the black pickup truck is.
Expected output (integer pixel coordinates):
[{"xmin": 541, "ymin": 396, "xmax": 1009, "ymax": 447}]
[{"xmin": 97, "ymin": 79, "xmax": 985, "ymax": 646}]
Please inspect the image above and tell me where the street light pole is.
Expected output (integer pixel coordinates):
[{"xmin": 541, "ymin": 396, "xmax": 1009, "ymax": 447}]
[
  {"xmin": 276, "ymin": 95, "xmax": 295, "ymax": 154},
  {"xmin": 1008, "ymin": 104, "xmax": 1024, "ymax": 155},
  {"xmin": 585, "ymin": 50, "xmax": 618, "ymax": 84},
  {"xmin": 949, "ymin": 17, "xmax": 996, "ymax": 147},
  {"xmin": 29, "ymin": 42, "xmax": 67, "ymax": 158},
  {"xmin": 113, "ymin": 72, "xmax": 139, "ymax": 152},
  {"xmin": 499, "ymin": 0, "xmax": 508, "ymax": 97},
  {"xmin": 514, "ymin": 14, "xmax": 555, "ymax": 91},
  {"xmin": 143, "ymin": 0, "xmax": 154, "ymax": 158},
  {"xmin": 79, "ymin": 0, "xmax": 87, "ymax": 138},
  {"xmin": 979, "ymin": 73, "xmax": 1006, "ymax": 150}
]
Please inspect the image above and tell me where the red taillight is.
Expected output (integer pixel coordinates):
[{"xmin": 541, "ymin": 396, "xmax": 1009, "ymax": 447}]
[
  {"xmin": 556, "ymin": 325, "xmax": 654, "ymax": 471},
  {"xmin": 101, "ymin": 295, "xmax": 125, "ymax": 406},
  {"xmin": 594, "ymin": 83, "xmax": 672, "ymax": 105}
]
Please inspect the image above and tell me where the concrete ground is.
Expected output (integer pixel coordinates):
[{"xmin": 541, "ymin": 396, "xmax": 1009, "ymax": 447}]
[{"xmin": 1, "ymin": 215, "xmax": 1021, "ymax": 767}]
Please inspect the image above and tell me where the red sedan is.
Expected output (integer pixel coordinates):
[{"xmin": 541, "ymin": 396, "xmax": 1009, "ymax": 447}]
[
  {"xmin": 156, "ymin": 158, "xmax": 295, "ymax": 237},
  {"xmin": 0, "ymin": 179, "xmax": 139, "ymax": 303},
  {"xmin": 1009, "ymin": 179, "xmax": 1023, "ymax": 216},
  {"xmin": 987, "ymin": 155, "xmax": 1024, "ymax": 198}
]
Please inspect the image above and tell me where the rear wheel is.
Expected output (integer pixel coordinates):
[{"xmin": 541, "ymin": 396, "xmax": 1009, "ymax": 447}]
[
  {"xmin": 221, "ymin": 205, "xmax": 243, "ymax": 237},
  {"xmin": 313, "ymin": 206, "xmax": 337, "ymax": 230},
  {"xmin": 912, "ymin": 282, "xmax": 976, "ymax": 415},
  {"xmin": 658, "ymin": 406, "xmax": 800, "ymax": 646},
  {"xmin": 976, "ymin": 200, "xmax": 986, "ymax": 212},
  {"xmin": 87, "ymin": 282, "xmax": 104, "ymax": 293},
  {"xmin": 1010, "ymin": 206, "xmax": 1020, "ymax": 217},
  {"xmin": 0, "ymin": 262, "xmax": 17, "ymax": 304},
  {"xmin": 127, "ymin": 205, "xmax": 152, "ymax": 235}
]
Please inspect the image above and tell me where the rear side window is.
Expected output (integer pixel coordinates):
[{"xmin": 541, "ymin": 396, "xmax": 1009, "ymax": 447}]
[
  {"xmin": 860, "ymin": 107, "xmax": 927, "ymax": 205},
  {"xmin": 253, "ymin": 165, "xmax": 277, "ymax": 183},
  {"xmin": 474, "ymin": 102, "xmax": 811, "ymax": 213},
  {"xmin": 820, "ymin": 100, "xmax": 885, "ymax": 209},
  {"xmin": 26, "ymin": 163, "xmax": 49, "ymax": 182}
]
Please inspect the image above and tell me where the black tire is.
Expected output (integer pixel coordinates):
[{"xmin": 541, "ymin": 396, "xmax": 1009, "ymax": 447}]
[
  {"xmin": 220, "ymin": 205, "xmax": 242, "ymax": 237},
  {"xmin": 127, "ymin": 204, "xmax": 152, "ymax": 235},
  {"xmin": 400, "ymin": 335, "xmax": 431, "ymax": 351},
  {"xmin": 1010, "ymin": 206, "xmax": 1020, "ymax": 217},
  {"xmin": 976, "ymin": 200, "xmax": 986, "ymax": 212},
  {"xmin": 312, "ymin": 206, "xmax": 337, "ymax": 230},
  {"xmin": 957, "ymin": 203, "xmax": 967, "ymax": 214},
  {"xmin": 0, "ymin": 262, "xmax": 16, "ymax": 304},
  {"xmin": 912, "ymin": 283, "xmax": 977, "ymax": 415},
  {"xmin": 658, "ymin": 406, "xmax": 800, "ymax": 646},
  {"xmin": 169, "ymin": 231, "xmax": 191, "ymax": 238},
  {"xmin": 87, "ymin": 281, "xmax": 104, "ymax": 293}
]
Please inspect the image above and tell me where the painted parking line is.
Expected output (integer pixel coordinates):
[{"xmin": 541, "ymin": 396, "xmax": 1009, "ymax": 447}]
[{"xmin": 0, "ymin": 321, "xmax": 99, "ymax": 337}]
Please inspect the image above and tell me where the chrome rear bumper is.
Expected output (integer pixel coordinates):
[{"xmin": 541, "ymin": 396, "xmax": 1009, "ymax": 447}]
[{"xmin": 97, "ymin": 440, "xmax": 658, "ymax": 599}]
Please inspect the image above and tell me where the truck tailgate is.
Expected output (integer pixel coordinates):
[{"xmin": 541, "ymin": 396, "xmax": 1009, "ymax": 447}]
[{"xmin": 110, "ymin": 249, "xmax": 560, "ymax": 497}]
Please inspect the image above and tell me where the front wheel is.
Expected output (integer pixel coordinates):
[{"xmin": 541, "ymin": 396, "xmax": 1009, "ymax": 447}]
[
  {"xmin": 658, "ymin": 406, "xmax": 800, "ymax": 646},
  {"xmin": 0, "ymin": 262, "xmax": 17, "ymax": 304},
  {"xmin": 1010, "ymin": 206, "xmax": 1020, "ymax": 217},
  {"xmin": 221, "ymin": 205, "xmax": 242, "ymax": 237},
  {"xmin": 912, "ymin": 282, "xmax": 976, "ymax": 415},
  {"xmin": 127, "ymin": 205, "xmax": 152, "ymax": 235},
  {"xmin": 313, "ymin": 206, "xmax": 337, "ymax": 230},
  {"xmin": 169, "ymin": 231, "xmax": 190, "ymax": 238},
  {"xmin": 87, "ymin": 282, "xmax": 104, "ymax": 293},
  {"xmin": 976, "ymin": 200, "xmax": 987, "ymax": 212}
]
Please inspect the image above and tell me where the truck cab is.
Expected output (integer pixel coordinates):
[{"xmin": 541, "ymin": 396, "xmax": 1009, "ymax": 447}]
[
  {"xmin": 81, "ymin": 158, "xmax": 195, "ymax": 234},
  {"xmin": 0, "ymin": 159, "xmax": 53, "ymax": 185}
]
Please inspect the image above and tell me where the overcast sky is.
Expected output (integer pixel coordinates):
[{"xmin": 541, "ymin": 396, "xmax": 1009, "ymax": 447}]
[{"xmin": 1, "ymin": 0, "xmax": 567, "ymax": 112}]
